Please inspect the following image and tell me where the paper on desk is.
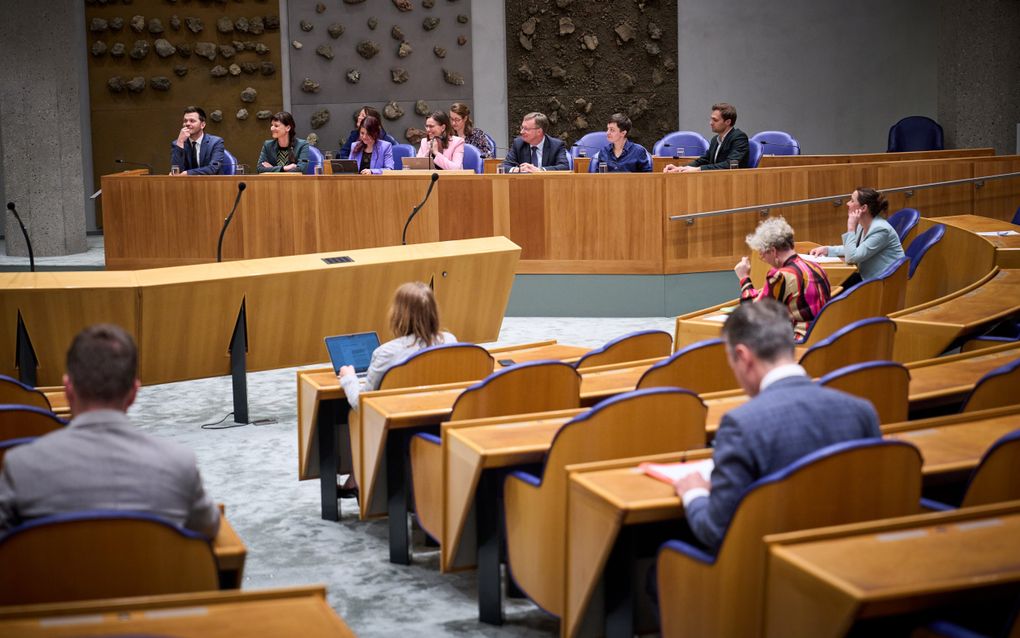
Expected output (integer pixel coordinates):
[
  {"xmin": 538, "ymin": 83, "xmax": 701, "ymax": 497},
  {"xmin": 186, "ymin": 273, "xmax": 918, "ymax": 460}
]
[
  {"xmin": 798, "ymin": 253, "xmax": 842, "ymax": 263},
  {"xmin": 976, "ymin": 230, "xmax": 1019, "ymax": 237},
  {"xmin": 640, "ymin": 459, "xmax": 715, "ymax": 485},
  {"xmin": 703, "ymin": 314, "xmax": 729, "ymax": 323}
]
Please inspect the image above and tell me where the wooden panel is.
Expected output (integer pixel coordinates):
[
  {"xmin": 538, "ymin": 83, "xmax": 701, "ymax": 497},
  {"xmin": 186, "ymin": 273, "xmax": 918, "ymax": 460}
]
[
  {"xmin": 438, "ymin": 175, "xmax": 494, "ymax": 240},
  {"xmin": 758, "ymin": 148, "xmax": 995, "ymax": 168},
  {"xmin": 972, "ymin": 156, "xmax": 1020, "ymax": 220},
  {"xmin": 875, "ymin": 158, "xmax": 974, "ymax": 217}
]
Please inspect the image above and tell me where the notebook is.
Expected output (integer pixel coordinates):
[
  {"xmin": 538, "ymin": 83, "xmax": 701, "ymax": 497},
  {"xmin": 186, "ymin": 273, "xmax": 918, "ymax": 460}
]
[
  {"xmin": 324, "ymin": 332, "xmax": 381, "ymax": 377},
  {"xmin": 640, "ymin": 459, "xmax": 715, "ymax": 485},
  {"xmin": 401, "ymin": 156, "xmax": 435, "ymax": 170}
]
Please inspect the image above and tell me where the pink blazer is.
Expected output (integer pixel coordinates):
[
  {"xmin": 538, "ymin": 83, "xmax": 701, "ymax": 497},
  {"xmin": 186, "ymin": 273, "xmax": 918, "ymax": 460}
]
[{"xmin": 416, "ymin": 136, "xmax": 465, "ymax": 170}]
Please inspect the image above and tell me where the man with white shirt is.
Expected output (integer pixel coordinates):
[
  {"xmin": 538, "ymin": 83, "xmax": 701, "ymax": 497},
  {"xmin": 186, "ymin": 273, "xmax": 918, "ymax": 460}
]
[
  {"xmin": 664, "ymin": 102, "xmax": 749, "ymax": 173},
  {"xmin": 674, "ymin": 299, "xmax": 881, "ymax": 551},
  {"xmin": 501, "ymin": 112, "xmax": 570, "ymax": 173},
  {"xmin": 170, "ymin": 106, "xmax": 226, "ymax": 176}
]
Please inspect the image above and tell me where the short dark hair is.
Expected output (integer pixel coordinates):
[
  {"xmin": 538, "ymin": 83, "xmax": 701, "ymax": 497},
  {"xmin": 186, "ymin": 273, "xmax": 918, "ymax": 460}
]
[
  {"xmin": 66, "ymin": 324, "xmax": 138, "ymax": 403},
  {"xmin": 360, "ymin": 115, "xmax": 381, "ymax": 140},
  {"xmin": 712, "ymin": 102, "xmax": 737, "ymax": 126},
  {"xmin": 183, "ymin": 106, "xmax": 207, "ymax": 122},
  {"xmin": 360, "ymin": 106, "xmax": 381, "ymax": 123},
  {"xmin": 721, "ymin": 298, "xmax": 794, "ymax": 363},
  {"xmin": 855, "ymin": 187, "xmax": 890, "ymax": 218},
  {"xmin": 608, "ymin": 113, "xmax": 632, "ymax": 134}
]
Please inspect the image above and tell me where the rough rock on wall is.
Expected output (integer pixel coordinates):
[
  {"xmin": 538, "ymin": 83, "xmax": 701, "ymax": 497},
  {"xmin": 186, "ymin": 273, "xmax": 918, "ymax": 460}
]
[{"xmin": 505, "ymin": 1, "xmax": 678, "ymax": 148}]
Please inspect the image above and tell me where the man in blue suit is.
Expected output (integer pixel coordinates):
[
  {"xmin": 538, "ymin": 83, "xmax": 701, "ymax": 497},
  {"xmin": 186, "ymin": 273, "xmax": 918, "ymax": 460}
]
[
  {"xmin": 675, "ymin": 298, "xmax": 881, "ymax": 551},
  {"xmin": 170, "ymin": 106, "xmax": 226, "ymax": 176},
  {"xmin": 501, "ymin": 112, "xmax": 570, "ymax": 173}
]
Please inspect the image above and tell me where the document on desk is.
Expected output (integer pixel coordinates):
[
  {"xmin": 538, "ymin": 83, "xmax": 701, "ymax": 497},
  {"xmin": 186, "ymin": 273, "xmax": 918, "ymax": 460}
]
[
  {"xmin": 640, "ymin": 459, "xmax": 715, "ymax": 485},
  {"xmin": 798, "ymin": 253, "xmax": 842, "ymax": 263},
  {"xmin": 976, "ymin": 230, "xmax": 1020, "ymax": 237}
]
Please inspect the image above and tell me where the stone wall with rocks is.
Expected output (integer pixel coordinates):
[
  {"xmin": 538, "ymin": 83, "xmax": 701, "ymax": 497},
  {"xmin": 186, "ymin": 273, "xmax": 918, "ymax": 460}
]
[
  {"xmin": 85, "ymin": 0, "xmax": 284, "ymax": 221},
  {"xmin": 288, "ymin": 0, "xmax": 473, "ymax": 154},
  {"xmin": 505, "ymin": 0, "xmax": 678, "ymax": 151}
]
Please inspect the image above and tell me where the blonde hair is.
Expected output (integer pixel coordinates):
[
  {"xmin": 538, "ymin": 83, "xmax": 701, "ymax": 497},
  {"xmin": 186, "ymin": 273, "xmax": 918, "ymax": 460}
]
[
  {"xmin": 389, "ymin": 282, "xmax": 442, "ymax": 346},
  {"xmin": 745, "ymin": 217, "xmax": 795, "ymax": 252}
]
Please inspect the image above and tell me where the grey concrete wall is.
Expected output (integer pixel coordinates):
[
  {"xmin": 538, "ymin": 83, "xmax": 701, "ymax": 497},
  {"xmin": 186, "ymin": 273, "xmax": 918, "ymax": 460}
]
[
  {"xmin": 0, "ymin": 5, "xmax": 90, "ymax": 256},
  {"xmin": 937, "ymin": 0, "xmax": 1020, "ymax": 155},
  {"xmin": 676, "ymin": 0, "xmax": 938, "ymax": 154},
  {"xmin": 470, "ymin": 0, "xmax": 508, "ymax": 150}
]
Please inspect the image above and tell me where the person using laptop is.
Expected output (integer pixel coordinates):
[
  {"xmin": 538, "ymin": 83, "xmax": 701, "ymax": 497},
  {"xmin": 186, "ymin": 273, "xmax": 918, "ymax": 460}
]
[
  {"xmin": 415, "ymin": 111, "xmax": 465, "ymax": 170},
  {"xmin": 347, "ymin": 115, "xmax": 394, "ymax": 175}
]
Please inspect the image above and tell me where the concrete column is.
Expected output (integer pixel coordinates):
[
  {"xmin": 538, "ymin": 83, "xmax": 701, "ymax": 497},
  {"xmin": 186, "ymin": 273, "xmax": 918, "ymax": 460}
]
[
  {"xmin": 471, "ymin": 0, "xmax": 508, "ymax": 150},
  {"xmin": 0, "ymin": 5, "xmax": 90, "ymax": 257}
]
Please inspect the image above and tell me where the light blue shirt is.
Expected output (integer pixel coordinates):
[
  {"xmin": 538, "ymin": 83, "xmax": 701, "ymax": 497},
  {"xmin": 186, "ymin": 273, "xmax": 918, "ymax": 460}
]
[{"xmin": 828, "ymin": 216, "xmax": 905, "ymax": 281}]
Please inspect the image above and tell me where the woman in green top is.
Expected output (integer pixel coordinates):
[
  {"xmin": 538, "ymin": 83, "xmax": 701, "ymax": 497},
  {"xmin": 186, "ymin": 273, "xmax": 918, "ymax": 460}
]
[{"xmin": 257, "ymin": 111, "xmax": 310, "ymax": 173}]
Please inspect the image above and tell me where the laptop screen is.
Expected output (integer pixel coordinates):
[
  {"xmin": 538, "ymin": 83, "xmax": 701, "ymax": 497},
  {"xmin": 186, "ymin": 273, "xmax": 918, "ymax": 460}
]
[{"xmin": 324, "ymin": 332, "xmax": 381, "ymax": 375}]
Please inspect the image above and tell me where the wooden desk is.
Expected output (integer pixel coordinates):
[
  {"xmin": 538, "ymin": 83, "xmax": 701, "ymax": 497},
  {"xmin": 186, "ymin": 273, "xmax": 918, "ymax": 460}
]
[
  {"xmin": 563, "ymin": 407, "xmax": 1020, "ymax": 638},
  {"xmin": 907, "ymin": 341, "xmax": 1020, "ymax": 412},
  {"xmin": 764, "ymin": 502, "xmax": 1020, "ymax": 638},
  {"xmin": 933, "ymin": 214, "xmax": 1020, "ymax": 268},
  {"xmin": 0, "ymin": 585, "xmax": 355, "ymax": 638},
  {"xmin": 757, "ymin": 147, "xmax": 996, "ymax": 168},
  {"xmin": 0, "ymin": 238, "xmax": 518, "ymax": 386}
]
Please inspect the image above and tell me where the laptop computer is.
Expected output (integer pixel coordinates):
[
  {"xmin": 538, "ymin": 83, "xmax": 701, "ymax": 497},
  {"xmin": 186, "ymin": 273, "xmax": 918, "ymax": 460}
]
[
  {"xmin": 401, "ymin": 156, "xmax": 435, "ymax": 170},
  {"xmin": 324, "ymin": 332, "xmax": 381, "ymax": 378},
  {"xmin": 329, "ymin": 159, "xmax": 360, "ymax": 174}
]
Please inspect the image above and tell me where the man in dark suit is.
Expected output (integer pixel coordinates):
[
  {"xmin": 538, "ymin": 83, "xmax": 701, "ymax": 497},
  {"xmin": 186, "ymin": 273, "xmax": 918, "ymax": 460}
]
[
  {"xmin": 664, "ymin": 102, "xmax": 750, "ymax": 172},
  {"xmin": 0, "ymin": 324, "xmax": 220, "ymax": 538},
  {"xmin": 501, "ymin": 112, "xmax": 570, "ymax": 172},
  {"xmin": 170, "ymin": 105, "xmax": 226, "ymax": 176},
  {"xmin": 675, "ymin": 299, "xmax": 881, "ymax": 551}
]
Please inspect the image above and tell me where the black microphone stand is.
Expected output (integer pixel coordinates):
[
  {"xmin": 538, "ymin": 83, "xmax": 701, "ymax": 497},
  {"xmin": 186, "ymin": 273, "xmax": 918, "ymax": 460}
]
[
  {"xmin": 217, "ymin": 183, "xmax": 247, "ymax": 263},
  {"xmin": 402, "ymin": 173, "xmax": 439, "ymax": 245},
  {"xmin": 115, "ymin": 158, "xmax": 154, "ymax": 173},
  {"xmin": 5, "ymin": 202, "xmax": 35, "ymax": 272}
]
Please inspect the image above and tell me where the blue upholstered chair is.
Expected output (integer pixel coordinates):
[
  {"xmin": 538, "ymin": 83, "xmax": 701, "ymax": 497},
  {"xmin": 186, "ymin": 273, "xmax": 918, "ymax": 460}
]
[
  {"xmin": 484, "ymin": 132, "xmax": 498, "ymax": 157},
  {"xmin": 0, "ymin": 404, "xmax": 66, "ymax": 441},
  {"xmin": 887, "ymin": 116, "xmax": 944, "ymax": 152},
  {"xmin": 887, "ymin": 208, "xmax": 921, "ymax": 244},
  {"xmin": 1012, "ymin": 205, "xmax": 1020, "ymax": 226},
  {"xmin": 0, "ymin": 375, "xmax": 53, "ymax": 412},
  {"xmin": 221, "ymin": 149, "xmax": 238, "ymax": 175},
  {"xmin": 905, "ymin": 224, "xmax": 946, "ymax": 279},
  {"xmin": 924, "ymin": 428, "xmax": 1020, "ymax": 511},
  {"xmin": 653, "ymin": 131, "xmax": 709, "ymax": 158},
  {"xmin": 636, "ymin": 338, "xmax": 737, "ymax": 394},
  {"xmin": 376, "ymin": 342, "xmax": 494, "ymax": 390},
  {"xmin": 750, "ymin": 131, "xmax": 801, "ymax": 155},
  {"xmin": 571, "ymin": 131, "xmax": 608, "ymax": 159},
  {"xmin": 798, "ymin": 317, "xmax": 897, "ymax": 378},
  {"xmin": 0, "ymin": 509, "xmax": 220, "ymax": 604},
  {"xmin": 746, "ymin": 139, "xmax": 763, "ymax": 168},
  {"xmin": 573, "ymin": 329, "xmax": 672, "ymax": 370},
  {"xmin": 305, "ymin": 145, "xmax": 323, "ymax": 175},
  {"xmin": 796, "ymin": 276, "xmax": 884, "ymax": 347},
  {"xmin": 818, "ymin": 360, "xmax": 910, "ymax": 424},
  {"xmin": 960, "ymin": 358, "xmax": 1020, "ymax": 413},
  {"xmin": 462, "ymin": 142, "xmax": 483, "ymax": 174},
  {"xmin": 392, "ymin": 143, "xmax": 416, "ymax": 169},
  {"xmin": 656, "ymin": 439, "xmax": 923, "ymax": 637}
]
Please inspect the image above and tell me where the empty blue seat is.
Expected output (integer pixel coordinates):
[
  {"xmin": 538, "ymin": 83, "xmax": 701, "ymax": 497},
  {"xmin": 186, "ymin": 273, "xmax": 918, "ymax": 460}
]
[
  {"xmin": 750, "ymin": 131, "xmax": 800, "ymax": 155},
  {"xmin": 305, "ymin": 145, "xmax": 323, "ymax": 175},
  {"xmin": 887, "ymin": 116, "xmax": 944, "ymax": 152},
  {"xmin": 653, "ymin": 131, "xmax": 709, "ymax": 158}
]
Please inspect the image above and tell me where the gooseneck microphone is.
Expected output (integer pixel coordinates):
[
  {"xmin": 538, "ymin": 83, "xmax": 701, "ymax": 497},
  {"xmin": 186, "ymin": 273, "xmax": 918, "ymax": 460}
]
[
  {"xmin": 758, "ymin": 140, "xmax": 802, "ymax": 155},
  {"xmin": 571, "ymin": 142, "xmax": 604, "ymax": 158},
  {"xmin": 660, "ymin": 142, "xmax": 703, "ymax": 158},
  {"xmin": 115, "ymin": 158, "xmax": 154, "ymax": 173},
  {"xmin": 401, "ymin": 173, "xmax": 439, "ymax": 246},
  {"xmin": 5, "ymin": 202, "xmax": 35, "ymax": 272},
  {"xmin": 216, "ymin": 182, "xmax": 247, "ymax": 263}
]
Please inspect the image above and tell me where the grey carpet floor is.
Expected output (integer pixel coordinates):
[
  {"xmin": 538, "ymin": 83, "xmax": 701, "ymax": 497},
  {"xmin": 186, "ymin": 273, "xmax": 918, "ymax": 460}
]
[{"xmin": 128, "ymin": 316, "xmax": 675, "ymax": 637}]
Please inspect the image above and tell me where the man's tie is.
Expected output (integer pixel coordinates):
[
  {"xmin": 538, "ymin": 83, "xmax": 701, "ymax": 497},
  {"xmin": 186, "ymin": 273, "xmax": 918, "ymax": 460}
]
[
  {"xmin": 530, "ymin": 145, "xmax": 538, "ymax": 168},
  {"xmin": 194, "ymin": 140, "xmax": 201, "ymax": 167}
]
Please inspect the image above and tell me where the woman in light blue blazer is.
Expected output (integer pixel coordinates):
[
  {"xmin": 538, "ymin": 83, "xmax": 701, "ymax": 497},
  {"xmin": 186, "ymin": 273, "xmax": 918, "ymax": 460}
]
[
  {"xmin": 810, "ymin": 187, "xmax": 905, "ymax": 283},
  {"xmin": 347, "ymin": 115, "xmax": 394, "ymax": 175}
]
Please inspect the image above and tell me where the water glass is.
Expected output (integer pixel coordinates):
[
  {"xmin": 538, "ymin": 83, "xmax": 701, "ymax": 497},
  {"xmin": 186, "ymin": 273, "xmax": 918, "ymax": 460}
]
[
  {"xmin": 496, "ymin": 165, "xmax": 506, "ymax": 174},
  {"xmin": 598, "ymin": 162, "xmax": 608, "ymax": 174},
  {"xmin": 728, "ymin": 159, "xmax": 739, "ymax": 170},
  {"xmin": 235, "ymin": 164, "xmax": 245, "ymax": 175},
  {"xmin": 314, "ymin": 165, "xmax": 324, "ymax": 176},
  {"xmin": 170, "ymin": 165, "xmax": 180, "ymax": 176},
  {"xmin": 324, "ymin": 151, "xmax": 334, "ymax": 161},
  {"xmin": 675, "ymin": 148, "xmax": 685, "ymax": 159}
]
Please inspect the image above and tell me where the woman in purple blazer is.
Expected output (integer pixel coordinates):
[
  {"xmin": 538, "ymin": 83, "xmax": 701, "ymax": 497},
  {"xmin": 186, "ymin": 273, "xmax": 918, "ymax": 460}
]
[{"xmin": 347, "ymin": 115, "xmax": 394, "ymax": 175}]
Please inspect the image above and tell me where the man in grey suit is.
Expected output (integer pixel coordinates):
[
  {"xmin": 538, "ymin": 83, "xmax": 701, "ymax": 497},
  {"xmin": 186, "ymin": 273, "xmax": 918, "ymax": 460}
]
[
  {"xmin": 675, "ymin": 299, "xmax": 881, "ymax": 551},
  {"xmin": 0, "ymin": 324, "xmax": 220, "ymax": 538}
]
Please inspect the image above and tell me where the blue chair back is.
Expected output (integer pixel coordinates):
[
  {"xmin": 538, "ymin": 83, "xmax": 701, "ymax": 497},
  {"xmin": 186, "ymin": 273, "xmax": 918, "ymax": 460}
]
[
  {"xmin": 462, "ymin": 143, "xmax": 483, "ymax": 173},
  {"xmin": 887, "ymin": 208, "xmax": 920, "ymax": 243},
  {"xmin": 305, "ymin": 145, "xmax": 323, "ymax": 175},
  {"xmin": 1, "ymin": 404, "xmax": 67, "ymax": 440},
  {"xmin": 221, "ymin": 149, "xmax": 237, "ymax": 175},
  {"xmin": 1012, "ymin": 205, "xmax": 1020, "ymax": 226},
  {"xmin": 887, "ymin": 116, "xmax": 944, "ymax": 152},
  {"xmin": 653, "ymin": 131, "xmax": 709, "ymax": 158},
  {"xmin": 750, "ymin": 131, "xmax": 800, "ymax": 155},
  {"xmin": 393, "ymin": 143, "xmax": 416, "ymax": 169},
  {"xmin": 905, "ymin": 224, "xmax": 946, "ymax": 278},
  {"xmin": 571, "ymin": 131, "xmax": 607, "ymax": 159},
  {"xmin": 746, "ymin": 139, "xmax": 763, "ymax": 168},
  {"xmin": 484, "ymin": 133, "xmax": 497, "ymax": 157},
  {"xmin": 382, "ymin": 132, "xmax": 399, "ymax": 146}
]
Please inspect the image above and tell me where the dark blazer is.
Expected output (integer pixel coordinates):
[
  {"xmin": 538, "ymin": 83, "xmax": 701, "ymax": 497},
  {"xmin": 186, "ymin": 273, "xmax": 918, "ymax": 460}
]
[
  {"xmin": 169, "ymin": 133, "xmax": 225, "ymax": 175},
  {"xmin": 685, "ymin": 375, "xmax": 881, "ymax": 551},
  {"xmin": 502, "ymin": 135, "xmax": 570, "ymax": 171},
  {"xmin": 257, "ymin": 138, "xmax": 310, "ymax": 173},
  {"xmin": 348, "ymin": 139, "xmax": 395, "ymax": 174},
  {"xmin": 689, "ymin": 127, "xmax": 750, "ymax": 170},
  {"xmin": 339, "ymin": 128, "xmax": 398, "ymax": 158}
]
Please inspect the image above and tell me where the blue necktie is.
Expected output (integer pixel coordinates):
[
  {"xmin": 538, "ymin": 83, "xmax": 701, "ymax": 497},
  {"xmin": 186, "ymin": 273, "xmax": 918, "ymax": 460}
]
[{"xmin": 530, "ymin": 145, "xmax": 538, "ymax": 167}]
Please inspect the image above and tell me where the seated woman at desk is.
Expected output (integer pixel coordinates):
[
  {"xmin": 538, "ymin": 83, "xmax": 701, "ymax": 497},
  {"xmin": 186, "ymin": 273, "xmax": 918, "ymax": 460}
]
[
  {"xmin": 809, "ymin": 187, "xmax": 905, "ymax": 285},
  {"xmin": 257, "ymin": 111, "xmax": 309, "ymax": 173},
  {"xmin": 348, "ymin": 115, "xmax": 394, "ymax": 174},
  {"xmin": 449, "ymin": 102, "xmax": 493, "ymax": 158},
  {"xmin": 736, "ymin": 217, "xmax": 831, "ymax": 340},
  {"xmin": 339, "ymin": 106, "xmax": 396, "ymax": 159},
  {"xmin": 416, "ymin": 111, "xmax": 465, "ymax": 170},
  {"xmin": 337, "ymin": 282, "xmax": 456, "ymax": 497},
  {"xmin": 588, "ymin": 113, "xmax": 652, "ymax": 173}
]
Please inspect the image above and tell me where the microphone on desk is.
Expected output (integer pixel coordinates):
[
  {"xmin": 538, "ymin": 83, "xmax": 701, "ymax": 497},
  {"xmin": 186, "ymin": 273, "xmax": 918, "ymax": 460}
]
[
  {"xmin": 5, "ymin": 202, "xmax": 35, "ymax": 272},
  {"xmin": 758, "ymin": 140, "xmax": 802, "ymax": 155},
  {"xmin": 401, "ymin": 173, "xmax": 439, "ymax": 246},
  {"xmin": 659, "ymin": 143, "xmax": 701, "ymax": 159},
  {"xmin": 216, "ymin": 182, "xmax": 247, "ymax": 263},
  {"xmin": 570, "ymin": 143, "xmax": 604, "ymax": 158},
  {"xmin": 114, "ymin": 158, "xmax": 154, "ymax": 173}
]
